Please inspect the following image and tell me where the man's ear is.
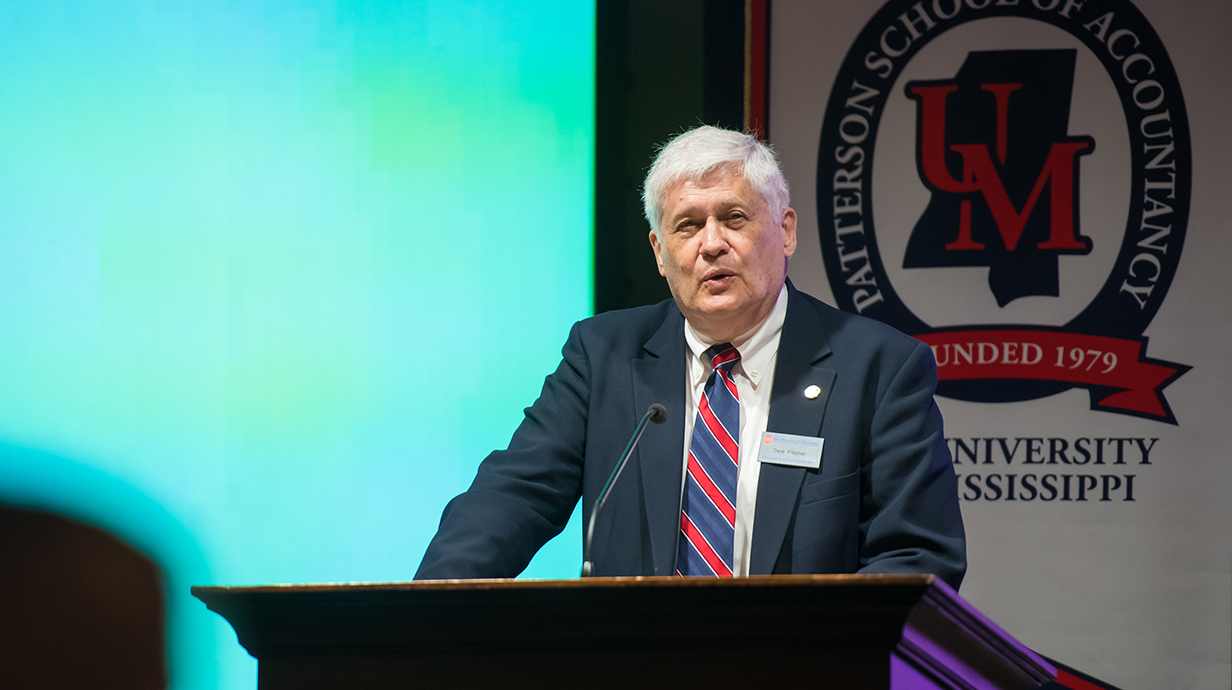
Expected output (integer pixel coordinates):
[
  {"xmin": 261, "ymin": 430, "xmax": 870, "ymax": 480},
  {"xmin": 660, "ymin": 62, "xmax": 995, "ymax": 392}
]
[
  {"xmin": 782, "ymin": 207, "xmax": 798, "ymax": 259},
  {"xmin": 649, "ymin": 229, "xmax": 667, "ymax": 277}
]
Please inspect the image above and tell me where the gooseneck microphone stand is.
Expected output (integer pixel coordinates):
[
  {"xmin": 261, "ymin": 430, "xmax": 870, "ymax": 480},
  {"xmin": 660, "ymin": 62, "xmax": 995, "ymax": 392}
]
[{"xmin": 580, "ymin": 403, "xmax": 667, "ymax": 577}]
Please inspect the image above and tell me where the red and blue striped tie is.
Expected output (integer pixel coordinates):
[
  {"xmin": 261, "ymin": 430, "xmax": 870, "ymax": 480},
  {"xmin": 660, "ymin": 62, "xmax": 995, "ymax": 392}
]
[{"xmin": 678, "ymin": 343, "xmax": 741, "ymax": 577}]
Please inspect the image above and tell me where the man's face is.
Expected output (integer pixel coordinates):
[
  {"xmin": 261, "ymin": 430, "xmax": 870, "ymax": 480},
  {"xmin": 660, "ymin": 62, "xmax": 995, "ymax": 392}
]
[{"xmin": 649, "ymin": 168, "xmax": 797, "ymax": 342}]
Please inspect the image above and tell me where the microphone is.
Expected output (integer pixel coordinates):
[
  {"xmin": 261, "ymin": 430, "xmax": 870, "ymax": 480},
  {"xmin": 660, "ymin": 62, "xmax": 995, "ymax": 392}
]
[{"xmin": 580, "ymin": 403, "xmax": 667, "ymax": 577}]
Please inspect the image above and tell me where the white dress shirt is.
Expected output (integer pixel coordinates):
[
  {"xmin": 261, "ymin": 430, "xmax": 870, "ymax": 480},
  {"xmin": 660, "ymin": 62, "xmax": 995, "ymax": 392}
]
[{"xmin": 681, "ymin": 284, "xmax": 787, "ymax": 577}]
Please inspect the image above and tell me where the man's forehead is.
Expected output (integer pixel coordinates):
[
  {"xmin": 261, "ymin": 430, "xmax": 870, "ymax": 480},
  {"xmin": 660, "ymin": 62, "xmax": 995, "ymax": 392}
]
[{"xmin": 664, "ymin": 169, "xmax": 761, "ymax": 210}]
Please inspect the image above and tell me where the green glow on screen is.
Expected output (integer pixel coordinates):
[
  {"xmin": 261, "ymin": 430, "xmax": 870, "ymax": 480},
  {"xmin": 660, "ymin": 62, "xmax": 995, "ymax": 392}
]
[{"xmin": 0, "ymin": 2, "xmax": 594, "ymax": 688}]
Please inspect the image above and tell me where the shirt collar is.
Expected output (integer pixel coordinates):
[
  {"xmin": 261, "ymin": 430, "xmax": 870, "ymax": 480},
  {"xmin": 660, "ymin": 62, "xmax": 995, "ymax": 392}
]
[{"xmin": 683, "ymin": 283, "xmax": 788, "ymax": 389}]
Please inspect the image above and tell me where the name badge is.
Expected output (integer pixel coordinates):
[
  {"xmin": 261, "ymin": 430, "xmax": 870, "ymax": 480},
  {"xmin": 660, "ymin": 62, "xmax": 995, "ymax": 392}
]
[{"xmin": 757, "ymin": 432, "xmax": 823, "ymax": 469}]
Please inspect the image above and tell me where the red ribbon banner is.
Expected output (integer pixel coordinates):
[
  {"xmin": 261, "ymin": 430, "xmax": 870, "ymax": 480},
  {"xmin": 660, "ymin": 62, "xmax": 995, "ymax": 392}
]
[{"xmin": 914, "ymin": 329, "xmax": 1189, "ymax": 421}]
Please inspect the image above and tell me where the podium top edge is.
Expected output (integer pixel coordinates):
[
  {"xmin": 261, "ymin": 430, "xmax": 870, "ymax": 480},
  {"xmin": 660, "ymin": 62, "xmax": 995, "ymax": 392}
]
[{"xmin": 191, "ymin": 573, "xmax": 936, "ymax": 595}]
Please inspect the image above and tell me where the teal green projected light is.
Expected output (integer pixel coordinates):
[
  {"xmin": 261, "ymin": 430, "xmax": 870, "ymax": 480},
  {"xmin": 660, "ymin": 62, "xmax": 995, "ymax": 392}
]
[{"xmin": 0, "ymin": 2, "xmax": 594, "ymax": 689}]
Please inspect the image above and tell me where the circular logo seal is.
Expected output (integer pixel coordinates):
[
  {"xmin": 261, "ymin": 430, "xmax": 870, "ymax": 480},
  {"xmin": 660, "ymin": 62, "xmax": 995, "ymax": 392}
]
[{"xmin": 816, "ymin": 0, "xmax": 1190, "ymax": 423}]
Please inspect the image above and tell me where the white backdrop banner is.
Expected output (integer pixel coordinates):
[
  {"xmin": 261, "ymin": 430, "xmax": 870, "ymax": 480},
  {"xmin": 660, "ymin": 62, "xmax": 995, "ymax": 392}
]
[{"xmin": 770, "ymin": 1, "xmax": 1231, "ymax": 687}]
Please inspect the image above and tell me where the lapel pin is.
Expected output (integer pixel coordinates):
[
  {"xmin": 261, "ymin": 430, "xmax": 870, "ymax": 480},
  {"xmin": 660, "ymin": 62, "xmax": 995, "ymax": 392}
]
[{"xmin": 804, "ymin": 385, "xmax": 821, "ymax": 399}]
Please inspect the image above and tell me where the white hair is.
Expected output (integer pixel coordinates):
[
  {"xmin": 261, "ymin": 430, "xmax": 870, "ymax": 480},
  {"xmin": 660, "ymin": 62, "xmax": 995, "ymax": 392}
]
[{"xmin": 642, "ymin": 125, "xmax": 790, "ymax": 235}]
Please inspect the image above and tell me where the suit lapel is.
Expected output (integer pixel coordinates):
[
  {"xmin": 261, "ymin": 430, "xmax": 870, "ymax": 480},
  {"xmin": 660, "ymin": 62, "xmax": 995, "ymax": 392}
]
[
  {"xmin": 749, "ymin": 286, "xmax": 836, "ymax": 574},
  {"xmin": 632, "ymin": 307, "xmax": 687, "ymax": 576}
]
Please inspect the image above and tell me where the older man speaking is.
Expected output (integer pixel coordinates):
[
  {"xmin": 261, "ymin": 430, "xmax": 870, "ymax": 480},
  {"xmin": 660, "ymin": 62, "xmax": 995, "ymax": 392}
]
[{"xmin": 416, "ymin": 126, "xmax": 965, "ymax": 587}]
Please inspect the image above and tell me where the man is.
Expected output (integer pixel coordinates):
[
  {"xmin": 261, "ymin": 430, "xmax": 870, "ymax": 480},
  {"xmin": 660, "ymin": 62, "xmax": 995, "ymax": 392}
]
[{"xmin": 416, "ymin": 126, "xmax": 965, "ymax": 587}]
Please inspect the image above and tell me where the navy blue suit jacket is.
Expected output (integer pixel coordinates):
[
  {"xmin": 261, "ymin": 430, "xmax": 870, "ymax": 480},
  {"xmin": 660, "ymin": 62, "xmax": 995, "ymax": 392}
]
[{"xmin": 416, "ymin": 284, "xmax": 966, "ymax": 588}]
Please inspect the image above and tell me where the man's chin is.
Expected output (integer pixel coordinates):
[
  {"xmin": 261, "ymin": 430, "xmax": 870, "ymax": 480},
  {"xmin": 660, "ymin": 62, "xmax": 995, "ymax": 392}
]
[
  {"xmin": 683, "ymin": 298, "xmax": 752, "ymax": 334},
  {"xmin": 693, "ymin": 295, "xmax": 743, "ymax": 317}
]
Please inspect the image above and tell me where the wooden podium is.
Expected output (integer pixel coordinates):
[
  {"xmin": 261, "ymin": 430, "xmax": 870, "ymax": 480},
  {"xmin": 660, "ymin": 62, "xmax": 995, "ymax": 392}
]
[{"xmin": 192, "ymin": 574, "xmax": 1056, "ymax": 690}]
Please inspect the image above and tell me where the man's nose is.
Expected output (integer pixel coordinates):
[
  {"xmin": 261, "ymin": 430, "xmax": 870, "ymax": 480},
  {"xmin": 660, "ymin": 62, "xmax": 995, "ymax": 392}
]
[{"xmin": 699, "ymin": 218, "xmax": 729, "ymax": 256}]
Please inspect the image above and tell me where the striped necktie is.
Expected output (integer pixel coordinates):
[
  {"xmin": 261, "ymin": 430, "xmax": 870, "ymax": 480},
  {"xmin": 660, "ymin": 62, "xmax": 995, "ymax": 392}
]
[{"xmin": 677, "ymin": 343, "xmax": 741, "ymax": 577}]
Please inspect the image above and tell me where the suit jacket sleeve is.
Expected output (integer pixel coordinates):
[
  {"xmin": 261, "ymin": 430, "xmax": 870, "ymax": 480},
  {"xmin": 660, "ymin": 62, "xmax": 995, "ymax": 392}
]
[
  {"xmin": 856, "ymin": 338, "xmax": 966, "ymax": 588},
  {"xmin": 414, "ymin": 321, "xmax": 591, "ymax": 579}
]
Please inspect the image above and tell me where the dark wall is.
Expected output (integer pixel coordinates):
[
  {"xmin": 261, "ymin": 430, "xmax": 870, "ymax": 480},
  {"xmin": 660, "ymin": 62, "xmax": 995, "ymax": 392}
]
[{"xmin": 595, "ymin": 0, "xmax": 746, "ymax": 314}]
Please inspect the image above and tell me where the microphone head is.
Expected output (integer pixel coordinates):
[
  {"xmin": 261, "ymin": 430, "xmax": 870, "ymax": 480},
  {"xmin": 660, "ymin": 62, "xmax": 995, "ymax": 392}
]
[{"xmin": 648, "ymin": 403, "xmax": 667, "ymax": 424}]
